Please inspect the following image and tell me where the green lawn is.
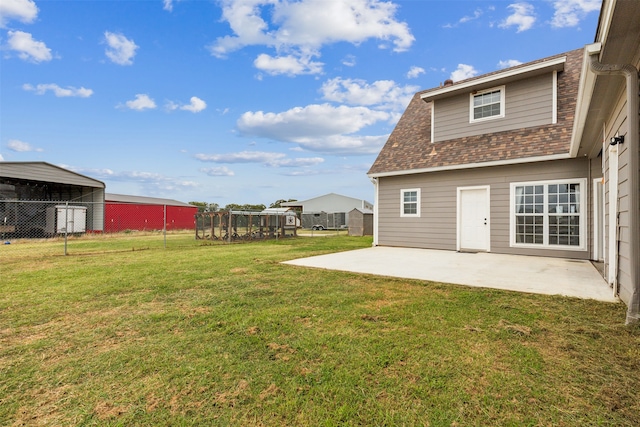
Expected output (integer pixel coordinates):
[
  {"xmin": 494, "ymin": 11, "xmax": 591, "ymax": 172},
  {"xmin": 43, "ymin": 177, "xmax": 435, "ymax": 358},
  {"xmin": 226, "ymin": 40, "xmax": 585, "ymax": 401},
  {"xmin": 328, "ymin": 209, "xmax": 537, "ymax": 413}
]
[{"xmin": 1, "ymin": 235, "xmax": 639, "ymax": 426}]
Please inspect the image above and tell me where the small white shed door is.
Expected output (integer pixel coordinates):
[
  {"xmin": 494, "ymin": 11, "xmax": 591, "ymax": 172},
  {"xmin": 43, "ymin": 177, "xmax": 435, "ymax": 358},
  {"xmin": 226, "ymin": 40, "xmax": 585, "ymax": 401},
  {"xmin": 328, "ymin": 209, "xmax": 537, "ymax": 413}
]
[{"xmin": 459, "ymin": 187, "xmax": 490, "ymax": 252}]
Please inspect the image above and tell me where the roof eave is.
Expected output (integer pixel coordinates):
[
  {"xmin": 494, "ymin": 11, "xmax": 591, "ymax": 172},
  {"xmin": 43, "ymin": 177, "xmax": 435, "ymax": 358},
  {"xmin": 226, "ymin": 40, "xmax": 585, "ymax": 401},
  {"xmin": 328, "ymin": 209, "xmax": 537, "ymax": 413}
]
[
  {"xmin": 569, "ymin": 43, "xmax": 602, "ymax": 158},
  {"xmin": 367, "ymin": 153, "xmax": 572, "ymax": 178},
  {"xmin": 420, "ymin": 56, "xmax": 567, "ymax": 102}
]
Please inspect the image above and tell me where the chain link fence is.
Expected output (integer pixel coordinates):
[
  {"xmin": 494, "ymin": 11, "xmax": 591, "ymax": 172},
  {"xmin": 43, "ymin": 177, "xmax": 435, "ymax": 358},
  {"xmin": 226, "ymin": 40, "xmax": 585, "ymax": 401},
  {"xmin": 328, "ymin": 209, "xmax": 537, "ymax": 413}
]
[
  {"xmin": 0, "ymin": 200, "xmax": 353, "ymax": 259},
  {"xmin": 0, "ymin": 200, "xmax": 201, "ymax": 258}
]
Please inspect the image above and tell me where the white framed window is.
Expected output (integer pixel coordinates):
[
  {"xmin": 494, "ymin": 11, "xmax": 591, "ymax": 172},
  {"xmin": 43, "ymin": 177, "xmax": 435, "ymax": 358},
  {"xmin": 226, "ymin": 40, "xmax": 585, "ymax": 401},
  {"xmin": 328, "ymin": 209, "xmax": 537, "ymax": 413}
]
[
  {"xmin": 400, "ymin": 188, "xmax": 420, "ymax": 217},
  {"xmin": 470, "ymin": 86, "xmax": 505, "ymax": 123},
  {"xmin": 510, "ymin": 179, "xmax": 587, "ymax": 251}
]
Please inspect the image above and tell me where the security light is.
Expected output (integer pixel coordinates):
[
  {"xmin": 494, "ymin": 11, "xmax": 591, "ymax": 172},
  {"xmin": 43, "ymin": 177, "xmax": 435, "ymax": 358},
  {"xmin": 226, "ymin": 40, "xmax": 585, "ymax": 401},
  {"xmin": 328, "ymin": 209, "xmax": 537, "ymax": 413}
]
[{"xmin": 610, "ymin": 135, "xmax": 625, "ymax": 146}]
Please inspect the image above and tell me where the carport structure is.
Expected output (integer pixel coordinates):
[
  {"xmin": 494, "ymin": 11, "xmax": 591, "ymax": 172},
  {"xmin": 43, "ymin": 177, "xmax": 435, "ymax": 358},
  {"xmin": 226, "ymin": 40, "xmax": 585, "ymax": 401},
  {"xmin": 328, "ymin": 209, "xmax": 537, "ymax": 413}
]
[{"xmin": 0, "ymin": 161, "xmax": 105, "ymax": 237}]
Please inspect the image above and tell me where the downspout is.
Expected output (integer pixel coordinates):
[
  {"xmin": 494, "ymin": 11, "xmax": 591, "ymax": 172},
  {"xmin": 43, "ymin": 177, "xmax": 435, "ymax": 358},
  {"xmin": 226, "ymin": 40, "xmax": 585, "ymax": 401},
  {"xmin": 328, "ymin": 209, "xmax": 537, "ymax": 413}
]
[
  {"xmin": 589, "ymin": 53, "xmax": 640, "ymax": 324},
  {"xmin": 370, "ymin": 177, "xmax": 378, "ymax": 246}
]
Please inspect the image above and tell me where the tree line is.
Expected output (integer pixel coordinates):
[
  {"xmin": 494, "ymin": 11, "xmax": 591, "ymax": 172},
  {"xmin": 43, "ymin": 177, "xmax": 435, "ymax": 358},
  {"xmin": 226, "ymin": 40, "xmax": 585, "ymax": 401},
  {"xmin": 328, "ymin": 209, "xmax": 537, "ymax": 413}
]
[{"xmin": 189, "ymin": 199, "xmax": 298, "ymax": 213}]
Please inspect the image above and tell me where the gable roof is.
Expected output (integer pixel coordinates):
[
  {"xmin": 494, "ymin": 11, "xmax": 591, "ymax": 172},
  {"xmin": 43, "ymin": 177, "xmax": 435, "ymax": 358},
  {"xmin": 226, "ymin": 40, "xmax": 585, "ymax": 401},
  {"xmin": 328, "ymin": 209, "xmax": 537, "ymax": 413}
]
[
  {"xmin": 0, "ymin": 161, "xmax": 105, "ymax": 188},
  {"xmin": 105, "ymin": 193, "xmax": 194, "ymax": 207},
  {"xmin": 368, "ymin": 48, "xmax": 583, "ymax": 177},
  {"xmin": 349, "ymin": 208, "xmax": 373, "ymax": 215},
  {"xmin": 572, "ymin": 0, "xmax": 640, "ymax": 158},
  {"xmin": 282, "ymin": 192, "xmax": 367, "ymax": 205}
]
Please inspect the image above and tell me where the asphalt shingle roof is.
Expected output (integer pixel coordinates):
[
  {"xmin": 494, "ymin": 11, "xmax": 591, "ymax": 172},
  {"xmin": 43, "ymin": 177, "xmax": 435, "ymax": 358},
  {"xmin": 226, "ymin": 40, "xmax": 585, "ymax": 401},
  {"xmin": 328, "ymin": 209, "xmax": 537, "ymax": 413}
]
[{"xmin": 368, "ymin": 48, "xmax": 583, "ymax": 176}]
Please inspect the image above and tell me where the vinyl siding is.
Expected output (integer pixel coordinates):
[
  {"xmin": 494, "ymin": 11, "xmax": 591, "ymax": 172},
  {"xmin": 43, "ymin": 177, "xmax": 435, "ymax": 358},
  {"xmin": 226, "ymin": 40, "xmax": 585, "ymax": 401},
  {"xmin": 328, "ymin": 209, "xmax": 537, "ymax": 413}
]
[
  {"xmin": 376, "ymin": 158, "xmax": 590, "ymax": 259},
  {"xmin": 590, "ymin": 156, "xmax": 604, "ymax": 261},
  {"xmin": 434, "ymin": 73, "xmax": 554, "ymax": 142},
  {"xmin": 603, "ymin": 83, "xmax": 634, "ymax": 304}
]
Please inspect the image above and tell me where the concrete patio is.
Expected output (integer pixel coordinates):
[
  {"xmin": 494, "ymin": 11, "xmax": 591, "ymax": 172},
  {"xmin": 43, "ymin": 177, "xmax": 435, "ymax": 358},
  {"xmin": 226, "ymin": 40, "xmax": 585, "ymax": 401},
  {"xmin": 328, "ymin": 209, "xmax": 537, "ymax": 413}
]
[{"xmin": 282, "ymin": 246, "xmax": 618, "ymax": 302}]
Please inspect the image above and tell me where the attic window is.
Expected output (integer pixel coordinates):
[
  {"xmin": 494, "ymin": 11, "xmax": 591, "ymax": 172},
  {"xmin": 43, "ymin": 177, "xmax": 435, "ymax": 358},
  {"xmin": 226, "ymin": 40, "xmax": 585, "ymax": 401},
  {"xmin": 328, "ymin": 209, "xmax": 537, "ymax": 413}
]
[{"xmin": 470, "ymin": 86, "xmax": 505, "ymax": 123}]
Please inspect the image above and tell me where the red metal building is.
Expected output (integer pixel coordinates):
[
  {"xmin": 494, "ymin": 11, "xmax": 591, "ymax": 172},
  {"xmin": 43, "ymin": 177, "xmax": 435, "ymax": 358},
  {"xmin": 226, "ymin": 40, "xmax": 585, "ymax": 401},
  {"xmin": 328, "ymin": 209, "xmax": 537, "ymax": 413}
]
[{"xmin": 105, "ymin": 193, "xmax": 197, "ymax": 233}]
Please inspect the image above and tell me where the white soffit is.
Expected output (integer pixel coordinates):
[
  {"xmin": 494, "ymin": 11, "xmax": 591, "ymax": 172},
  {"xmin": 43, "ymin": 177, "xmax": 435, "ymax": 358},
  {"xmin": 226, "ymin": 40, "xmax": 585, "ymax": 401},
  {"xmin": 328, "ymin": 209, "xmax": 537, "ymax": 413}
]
[
  {"xmin": 367, "ymin": 153, "xmax": 572, "ymax": 178},
  {"xmin": 569, "ymin": 43, "xmax": 602, "ymax": 157}
]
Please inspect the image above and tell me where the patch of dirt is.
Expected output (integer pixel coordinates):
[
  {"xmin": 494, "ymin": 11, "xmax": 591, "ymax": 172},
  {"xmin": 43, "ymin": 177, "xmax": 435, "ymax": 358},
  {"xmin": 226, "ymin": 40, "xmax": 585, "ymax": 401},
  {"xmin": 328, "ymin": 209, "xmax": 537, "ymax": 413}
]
[
  {"xmin": 145, "ymin": 393, "xmax": 162, "ymax": 412},
  {"xmin": 94, "ymin": 401, "xmax": 128, "ymax": 420},
  {"xmin": 180, "ymin": 305, "xmax": 212, "ymax": 318},
  {"xmin": 258, "ymin": 383, "xmax": 280, "ymax": 400},
  {"xmin": 267, "ymin": 342, "xmax": 296, "ymax": 361},
  {"xmin": 497, "ymin": 319, "xmax": 531, "ymax": 336},
  {"xmin": 294, "ymin": 316, "xmax": 313, "ymax": 326},
  {"xmin": 360, "ymin": 314, "xmax": 386, "ymax": 322},
  {"xmin": 296, "ymin": 366, "xmax": 312, "ymax": 376},
  {"xmin": 213, "ymin": 380, "xmax": 251, "ymax": 408},
  {"xmin": 247, "ymin": 326, "xmax": 261, "ymax": 335},
  {"xmin": 11, "ymin": 383, "xmax": 75, "ymax": 425}
]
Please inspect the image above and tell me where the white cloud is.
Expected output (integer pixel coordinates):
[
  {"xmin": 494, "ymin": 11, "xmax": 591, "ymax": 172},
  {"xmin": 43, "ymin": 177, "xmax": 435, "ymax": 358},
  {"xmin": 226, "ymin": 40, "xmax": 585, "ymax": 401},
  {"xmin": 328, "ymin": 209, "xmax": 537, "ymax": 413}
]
[
  {"xmin": 443, "ymin": 6, "xmax": 493, "ymax": 28},
  {"xmin": 197, "ymin": 151, "xmax": 283, "ymax": 164},
  {"xmin": 195, "ymin": 151, "xmax": 324, "ymax": 168},
  {"xmin": 63, "ymin": 165, "xmax": 199, "ymax": 192},
  {"xmin": 320, "ymin": 78, "xmax": 417, "ymax": 111},
  {"xmin": 497, "ymin": 59, "xmax": 523, "ymax": 69},
  {"xmin": 7, "ymin": 30, "xmax": 52, "ymax": 62},
  {"xmin": 23, "ymin": 83, "xmax": 93, "ymax": 97},
  {"xmin": 0, "ymin": 0, "xmax": 38, "ymax": 28},
  {"xmin": 239, "ymin": 103, "xmax": 389, "ymax": 140},
  {"xmin": 237, "ymin": 103, "xmax": 391, "ymax": 154},
  {"xmin": 168, "ymin": 96, "xmax": 207, "ymax": 113},
  {"xmin": 282, "ymin": 162, "xmax": 371, "ymax": 177},
  {"xmin": 163, "ymin": 0, "xmax": 184, "ymax": 12},
  {"xmin": 122, "ymin": 94, "xmax": 157, "ymax": 111},
  {"xmin": 459, "ymin": 8, "xmax": 483, "ymax": 24},
  {"xmin": 551, "ymin": 0, "xmax": 601, "ymax": 28},
  {"xmin": 407, "ymin": 66, "xmax": 425, "ymax": 79},
  {"xmin": 450, "ymin": 64, "xmax": 478, "ymax": 82},
  {"xmin": 254, "ymin": 53, "xmax": 323, "ymax": 76},
  {"xmin": 294, "ymin": 134, "xmax": 388, "ymax": 154},
  {"xmin": 0, "ymin": 154, "xmax": 4, "ymax": 161},
  {"xmin": 200, "ymin": 167, "xmax": 235, "ymax": 177},
  {"xmin": 7, "ymin": 139, "xmax": 42, "ymax": 152},
  {"xmin": 181, "ymin": 96, "xmax": 207, "ymax": 113},
  {"xmin": 104, "ymin": 31, "xmax": 138, "ymax": 65},
  {"xmin": 342, "ymin": 55, "xmax": 356, "ymax": 67},
  {"xmin": 272, "ymin": 157, "xmax": 324, "ymax": 167},
  {"xmin": 209, "ymin": 0, "xmax": 414, "ymax": 75},
  {"xmin": 272, "ymin": 0, "xmax": 414, "ymax": 51},
  {"xmin": 499, "ymin": 2, "xmax": 536, "ymax": 32}
]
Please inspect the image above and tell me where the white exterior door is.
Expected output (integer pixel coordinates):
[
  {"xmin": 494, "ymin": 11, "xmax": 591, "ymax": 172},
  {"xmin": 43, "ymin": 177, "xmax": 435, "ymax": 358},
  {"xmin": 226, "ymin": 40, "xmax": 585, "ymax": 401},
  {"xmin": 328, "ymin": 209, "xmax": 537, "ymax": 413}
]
[
  {"xmin": 458, "ymin": 186, "xmax": 490, "ymax": 252},
  {"xmin": 593, "ymin": 178, "xmax": 604, "ymax": 261}
]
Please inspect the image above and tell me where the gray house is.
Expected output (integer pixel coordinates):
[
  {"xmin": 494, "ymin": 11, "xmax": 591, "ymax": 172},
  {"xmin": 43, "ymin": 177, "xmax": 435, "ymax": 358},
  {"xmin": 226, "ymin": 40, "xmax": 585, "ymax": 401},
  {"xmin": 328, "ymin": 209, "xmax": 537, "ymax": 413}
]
[
  {"xmin": 571, "ymin": 0, "xmax": 639, "ymax": 323},
  {"xmin": 367, "ymin": 0, "xmax": 639, "ymax": 323},
  {"xmin": 369, "ymin": 48, "xmax": 586, "ymax": 257}
]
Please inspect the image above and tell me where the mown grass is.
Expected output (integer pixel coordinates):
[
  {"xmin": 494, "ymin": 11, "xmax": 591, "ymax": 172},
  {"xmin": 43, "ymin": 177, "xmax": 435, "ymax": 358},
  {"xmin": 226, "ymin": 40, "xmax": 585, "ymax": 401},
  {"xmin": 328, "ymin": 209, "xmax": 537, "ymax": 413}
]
[{"xmin": 1, "ymin": 235, "xmax": 639, "ymax": 426}]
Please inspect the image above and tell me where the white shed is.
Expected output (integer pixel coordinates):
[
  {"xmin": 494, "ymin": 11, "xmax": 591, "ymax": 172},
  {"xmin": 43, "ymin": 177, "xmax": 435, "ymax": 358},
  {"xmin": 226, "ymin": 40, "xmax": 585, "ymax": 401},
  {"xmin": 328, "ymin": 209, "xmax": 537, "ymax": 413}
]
[{"xmin": 281, "ymin": 193, "xmax": 373, "ymax": 230}]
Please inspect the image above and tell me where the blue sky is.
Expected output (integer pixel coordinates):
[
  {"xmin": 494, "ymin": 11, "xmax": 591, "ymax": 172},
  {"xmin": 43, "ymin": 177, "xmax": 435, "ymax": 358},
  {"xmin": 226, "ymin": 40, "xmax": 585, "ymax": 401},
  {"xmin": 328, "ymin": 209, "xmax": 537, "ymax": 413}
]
[{"xmin": 1, "ymin": 0, "xmax": 601, "ymax": 206}]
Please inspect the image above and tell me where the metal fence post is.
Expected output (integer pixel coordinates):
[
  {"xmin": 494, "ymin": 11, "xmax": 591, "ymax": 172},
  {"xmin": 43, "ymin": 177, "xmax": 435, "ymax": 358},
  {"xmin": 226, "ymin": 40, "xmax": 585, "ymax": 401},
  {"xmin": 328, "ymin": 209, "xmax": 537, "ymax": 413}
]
[
  {"xmin": 64, "ymin": 201, "xmax": 69, "ymax": 256},
  {"xmin": 163, "ymin": 204, "xmax": 167, "ymax": 249}
]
